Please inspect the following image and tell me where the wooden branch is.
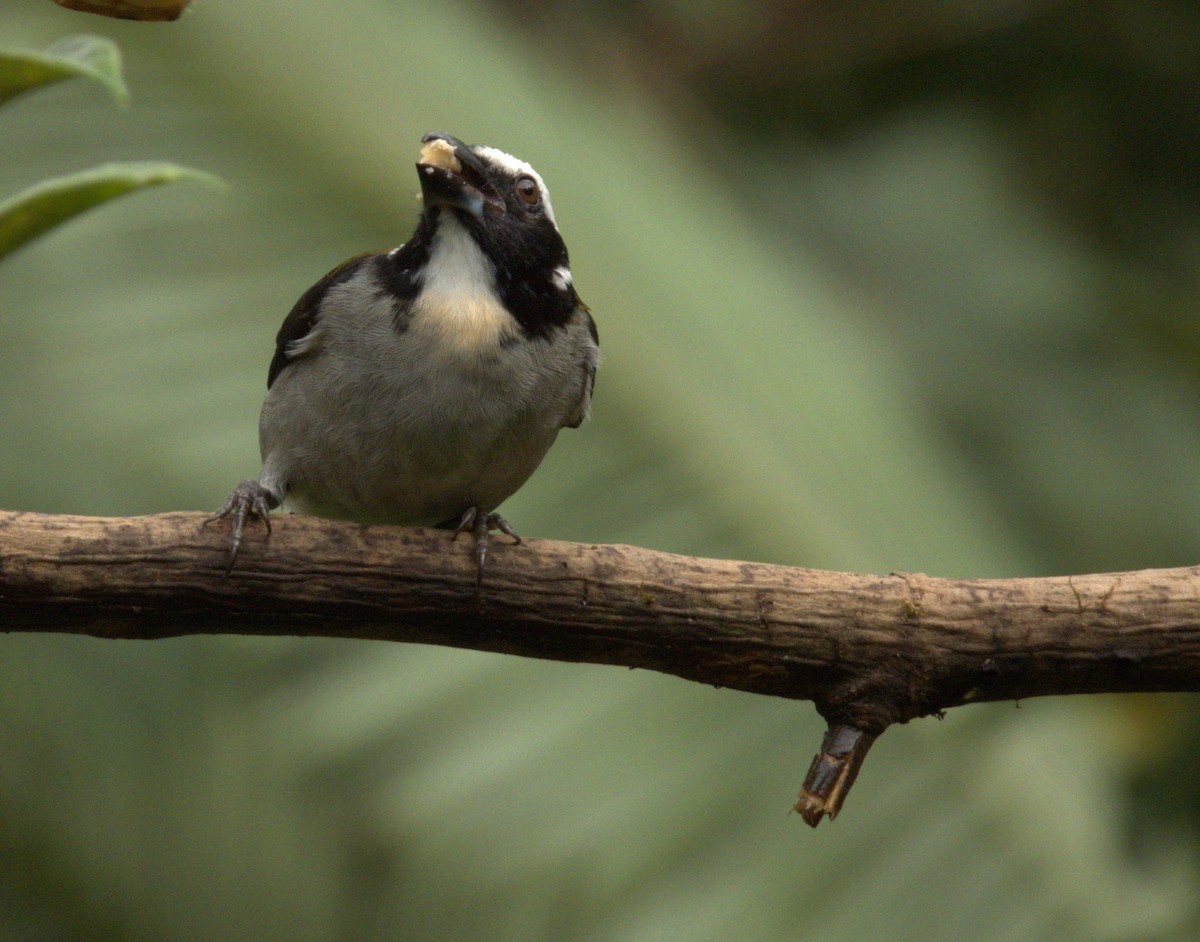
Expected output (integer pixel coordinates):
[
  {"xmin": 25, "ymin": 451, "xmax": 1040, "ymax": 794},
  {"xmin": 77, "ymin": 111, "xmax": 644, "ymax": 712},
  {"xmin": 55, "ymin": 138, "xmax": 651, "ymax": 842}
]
[
  {"xmin": 52, "ymin": 0, "xmax": 192, "ymax": 21},
  {"xmin": 3, "ymin": 509, "xmax": 1199, "ymax": 825}
]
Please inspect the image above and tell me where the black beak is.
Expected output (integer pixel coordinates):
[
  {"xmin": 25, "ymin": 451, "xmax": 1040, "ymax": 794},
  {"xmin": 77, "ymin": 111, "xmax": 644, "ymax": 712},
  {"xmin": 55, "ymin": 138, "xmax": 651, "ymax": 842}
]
[{"xmin": 417, "ymin": 132, "xmax": 504, "ymax": 218}]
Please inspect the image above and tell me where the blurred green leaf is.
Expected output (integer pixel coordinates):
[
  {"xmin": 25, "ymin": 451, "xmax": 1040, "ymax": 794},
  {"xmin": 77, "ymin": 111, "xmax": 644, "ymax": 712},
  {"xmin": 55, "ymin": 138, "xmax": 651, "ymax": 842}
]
[
  {"xmin": 0, "ymin": 162, "xmax": 222, "ymax": 260},
  {"xmin": 0, "ymin": 34, "xmax": 127, "ymax": 106}
]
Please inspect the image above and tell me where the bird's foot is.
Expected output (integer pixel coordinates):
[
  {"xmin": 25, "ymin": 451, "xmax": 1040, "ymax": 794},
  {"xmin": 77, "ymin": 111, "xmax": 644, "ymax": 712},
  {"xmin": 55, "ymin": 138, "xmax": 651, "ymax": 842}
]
[
  {"xmin": 204, "ymin": 480, "xmax": 279, "ymax": 573},
  {"xmin": 452, "ymin": 507, "xmax": 521, "ymax": 585}
]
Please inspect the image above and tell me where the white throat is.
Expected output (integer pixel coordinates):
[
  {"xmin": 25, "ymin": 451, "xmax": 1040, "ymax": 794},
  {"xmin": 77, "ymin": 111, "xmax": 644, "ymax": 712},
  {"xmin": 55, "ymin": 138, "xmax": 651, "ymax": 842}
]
[{"xmin": 412, "ymin": 214, "xmax": 514, "ymax": 354}]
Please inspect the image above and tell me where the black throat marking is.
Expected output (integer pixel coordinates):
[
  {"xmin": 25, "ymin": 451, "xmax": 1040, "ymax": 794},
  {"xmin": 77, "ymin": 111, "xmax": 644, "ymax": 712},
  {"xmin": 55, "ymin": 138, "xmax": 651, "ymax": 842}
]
[{"xmin": 381, "ymin": 205, "xmax": 579, "ymax": 341}]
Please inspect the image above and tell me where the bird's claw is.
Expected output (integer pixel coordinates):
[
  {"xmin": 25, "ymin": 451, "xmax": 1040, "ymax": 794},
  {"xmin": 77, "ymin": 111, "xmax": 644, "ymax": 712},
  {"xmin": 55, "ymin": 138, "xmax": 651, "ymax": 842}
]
[
  {"xmin": 205, "ymin": 479, "xmax": 277, "ymax": 573},
  {"xmin": 453, "ymin": 507, "xmax": 521, "ymax": 585}
]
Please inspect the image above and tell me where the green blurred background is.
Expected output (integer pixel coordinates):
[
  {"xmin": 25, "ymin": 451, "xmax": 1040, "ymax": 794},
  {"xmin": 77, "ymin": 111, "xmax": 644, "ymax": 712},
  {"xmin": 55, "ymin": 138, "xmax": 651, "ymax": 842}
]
[{"xmin": 3, "ymin": 0, "xmax": 1200, "ymax": 938}]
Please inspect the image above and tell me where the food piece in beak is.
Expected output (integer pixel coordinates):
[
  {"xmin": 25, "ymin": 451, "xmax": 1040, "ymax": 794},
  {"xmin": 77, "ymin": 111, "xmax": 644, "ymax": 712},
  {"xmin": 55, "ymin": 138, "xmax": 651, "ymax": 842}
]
[{"xmin": 419, "ymin": 137, "xmax": 462, "ymax": 174}]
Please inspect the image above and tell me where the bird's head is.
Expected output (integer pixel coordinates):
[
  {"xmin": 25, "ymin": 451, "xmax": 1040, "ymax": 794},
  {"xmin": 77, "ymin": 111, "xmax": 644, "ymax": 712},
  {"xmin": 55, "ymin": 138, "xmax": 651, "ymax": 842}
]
[{"xmin": 413, "ymin": 132, "xmax": 579, "ymax": 337}]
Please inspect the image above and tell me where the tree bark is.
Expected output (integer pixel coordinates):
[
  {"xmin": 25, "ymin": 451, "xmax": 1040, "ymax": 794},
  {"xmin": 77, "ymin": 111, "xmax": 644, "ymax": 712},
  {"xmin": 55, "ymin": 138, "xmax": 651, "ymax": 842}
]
[
  {"xmin": 52, "ymin": 0, "xmax": 192, "ymax": 21},
  {"xmin": 3, "ymin": 509, "xmax": 1199, "ymax": 825}
]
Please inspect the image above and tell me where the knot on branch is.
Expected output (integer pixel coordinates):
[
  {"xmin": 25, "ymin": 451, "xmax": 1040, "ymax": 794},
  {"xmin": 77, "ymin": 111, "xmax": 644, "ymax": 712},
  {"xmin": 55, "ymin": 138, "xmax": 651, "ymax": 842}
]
[{"xmin": 793, "ymin": 673, "xmax": 934, "ymax": 827}]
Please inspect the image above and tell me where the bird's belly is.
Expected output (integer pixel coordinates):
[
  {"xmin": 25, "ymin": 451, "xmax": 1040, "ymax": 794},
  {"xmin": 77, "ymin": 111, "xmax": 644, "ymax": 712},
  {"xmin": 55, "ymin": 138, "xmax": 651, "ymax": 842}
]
[
  {"xmin": 259, "ymin": 339, "xmax": 566, "ymax": 524},
  {"xmin": 286, "ymin": 424, "xmax": 556, "ymax": 526}
]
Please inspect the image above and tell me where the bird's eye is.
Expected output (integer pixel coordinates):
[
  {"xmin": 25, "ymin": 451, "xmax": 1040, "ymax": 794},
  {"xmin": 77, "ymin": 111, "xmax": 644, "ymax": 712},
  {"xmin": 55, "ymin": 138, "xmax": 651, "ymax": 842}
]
[{"xmin": 515, "ymin": 175, "xmax": 541, "ymax": 207}]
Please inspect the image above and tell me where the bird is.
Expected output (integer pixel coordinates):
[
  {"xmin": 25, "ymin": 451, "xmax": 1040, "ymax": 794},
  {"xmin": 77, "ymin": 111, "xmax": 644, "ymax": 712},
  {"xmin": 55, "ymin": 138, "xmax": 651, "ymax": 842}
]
[{"xmin": 208, "ymin": 131, "xmax": 600, "ymax": 583}]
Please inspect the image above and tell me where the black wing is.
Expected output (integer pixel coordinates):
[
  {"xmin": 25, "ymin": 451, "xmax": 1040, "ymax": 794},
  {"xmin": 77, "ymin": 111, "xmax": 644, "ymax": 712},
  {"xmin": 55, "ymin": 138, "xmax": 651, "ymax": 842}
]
[
  {"xmin": 266, "ymin": 253, "xmax": 377, "ymax": 389},
  {"xmin": 563, "ymin": 306, "xmax": 599, "ymax": 429}
]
